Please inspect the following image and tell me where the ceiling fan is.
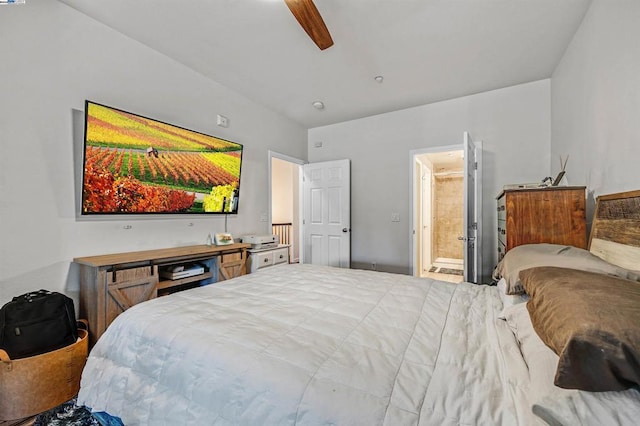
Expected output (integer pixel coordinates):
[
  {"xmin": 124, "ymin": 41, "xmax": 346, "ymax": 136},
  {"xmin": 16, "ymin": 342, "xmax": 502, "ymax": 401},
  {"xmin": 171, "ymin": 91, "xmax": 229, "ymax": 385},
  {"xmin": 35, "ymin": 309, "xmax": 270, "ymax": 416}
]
[{"xmin": 284, "ymin": 0, "xmax": 334, "ymax": 50}]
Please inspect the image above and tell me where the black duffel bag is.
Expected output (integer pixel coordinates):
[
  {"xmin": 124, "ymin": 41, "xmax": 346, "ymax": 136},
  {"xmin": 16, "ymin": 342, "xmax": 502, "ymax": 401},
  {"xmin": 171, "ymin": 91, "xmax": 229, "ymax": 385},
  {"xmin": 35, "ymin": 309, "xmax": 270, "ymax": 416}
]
[{"xmin": 0, "ymin": 290, "xmax": 78, "ymax": 359}]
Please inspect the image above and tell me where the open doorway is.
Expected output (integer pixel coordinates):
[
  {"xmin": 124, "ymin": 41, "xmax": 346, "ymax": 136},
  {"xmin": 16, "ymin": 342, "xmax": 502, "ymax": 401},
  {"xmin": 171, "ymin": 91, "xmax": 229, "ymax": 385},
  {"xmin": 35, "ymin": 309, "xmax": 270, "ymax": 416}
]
[
  {"xmin": 414, "ymin": 149, "xmax": 465, "ymax": 283},
  {"xmin": 268, "ymin": 153, "xmax": 352, "ymax": 268},
  {"xmin": 269, "ymin": 152, "xmax": 304, "ymax": 264},
  {"xmin": 411, "ymin": 134, "xmax": 482, "ymax": 284}
]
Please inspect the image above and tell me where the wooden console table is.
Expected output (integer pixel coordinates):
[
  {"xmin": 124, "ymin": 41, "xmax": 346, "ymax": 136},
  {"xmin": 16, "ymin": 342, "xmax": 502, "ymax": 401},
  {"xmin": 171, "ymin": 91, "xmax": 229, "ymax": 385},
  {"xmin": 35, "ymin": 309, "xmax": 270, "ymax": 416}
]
[{"xmin": 74, "ymin": 243, "xmax": 250, "ymax": 345}]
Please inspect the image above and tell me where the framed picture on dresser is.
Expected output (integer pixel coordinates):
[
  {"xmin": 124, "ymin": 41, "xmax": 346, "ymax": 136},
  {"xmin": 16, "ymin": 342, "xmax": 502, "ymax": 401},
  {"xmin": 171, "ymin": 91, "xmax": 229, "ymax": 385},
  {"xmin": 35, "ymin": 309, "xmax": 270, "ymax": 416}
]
[{"xmin": 214, "ymin": 233, "xmax": 234, "ymax": 245}]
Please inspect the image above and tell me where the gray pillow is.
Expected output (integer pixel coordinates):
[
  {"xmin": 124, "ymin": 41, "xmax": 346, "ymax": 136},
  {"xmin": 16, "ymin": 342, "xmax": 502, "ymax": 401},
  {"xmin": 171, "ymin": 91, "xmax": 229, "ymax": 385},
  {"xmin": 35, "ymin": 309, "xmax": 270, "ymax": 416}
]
[{"xmin": 492, "ymin": 243, "xmax": 636, "ymax": 295}]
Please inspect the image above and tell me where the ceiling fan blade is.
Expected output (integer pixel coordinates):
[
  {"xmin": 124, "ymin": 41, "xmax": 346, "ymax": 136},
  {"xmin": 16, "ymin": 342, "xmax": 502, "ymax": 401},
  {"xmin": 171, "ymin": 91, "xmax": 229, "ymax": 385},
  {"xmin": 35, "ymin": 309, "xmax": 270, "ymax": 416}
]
[{"xmin": 284, "ymin": 0, "xmax": 334, "ymax": 50}]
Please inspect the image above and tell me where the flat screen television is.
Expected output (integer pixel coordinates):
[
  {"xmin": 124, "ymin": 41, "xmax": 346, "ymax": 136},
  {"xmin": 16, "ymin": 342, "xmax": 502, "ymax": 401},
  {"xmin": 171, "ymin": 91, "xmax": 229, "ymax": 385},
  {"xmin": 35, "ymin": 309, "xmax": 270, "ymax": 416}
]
[{"xmin": 81, "ymin": 100, "xmax": 243, "ymax": 215}]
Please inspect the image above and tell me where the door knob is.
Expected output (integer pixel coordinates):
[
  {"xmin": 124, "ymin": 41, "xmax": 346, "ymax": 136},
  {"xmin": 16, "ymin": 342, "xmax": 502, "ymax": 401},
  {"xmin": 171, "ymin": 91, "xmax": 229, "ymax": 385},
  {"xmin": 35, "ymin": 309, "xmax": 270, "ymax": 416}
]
[{"xmin": 342, "ymin": 228, "xmax": 350, "ymax": 233}]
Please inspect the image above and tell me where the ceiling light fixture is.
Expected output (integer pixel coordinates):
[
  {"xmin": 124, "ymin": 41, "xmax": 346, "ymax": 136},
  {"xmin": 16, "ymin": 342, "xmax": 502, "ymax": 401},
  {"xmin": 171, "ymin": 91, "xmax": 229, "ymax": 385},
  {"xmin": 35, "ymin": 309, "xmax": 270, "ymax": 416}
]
[
  {"xmin": 374, "ymin": 76, "xmax": 384, "ymax": 83},
  {"xmin": 312, "ymin": 101, "xmax": 325, "ymax": 110}
]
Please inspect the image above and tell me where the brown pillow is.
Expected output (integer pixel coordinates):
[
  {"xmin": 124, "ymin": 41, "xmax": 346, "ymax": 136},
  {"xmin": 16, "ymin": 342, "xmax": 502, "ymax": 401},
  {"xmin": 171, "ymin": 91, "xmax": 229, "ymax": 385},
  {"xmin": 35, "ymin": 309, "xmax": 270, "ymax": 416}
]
[{"xmin": 520, "ymin": 266, "xmax": 640, "ymax": 392}]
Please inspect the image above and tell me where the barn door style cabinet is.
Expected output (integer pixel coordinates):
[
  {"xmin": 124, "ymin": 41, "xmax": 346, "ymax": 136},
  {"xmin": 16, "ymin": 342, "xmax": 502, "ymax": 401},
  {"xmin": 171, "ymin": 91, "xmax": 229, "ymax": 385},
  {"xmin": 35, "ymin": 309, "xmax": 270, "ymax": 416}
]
[
  {"xmin": 74, "ymin": 243, "xmax": 250, "ymax": 345},
  {"xmin": 496, "ymin": 186, "xmax": 587, "ymax": 261}
]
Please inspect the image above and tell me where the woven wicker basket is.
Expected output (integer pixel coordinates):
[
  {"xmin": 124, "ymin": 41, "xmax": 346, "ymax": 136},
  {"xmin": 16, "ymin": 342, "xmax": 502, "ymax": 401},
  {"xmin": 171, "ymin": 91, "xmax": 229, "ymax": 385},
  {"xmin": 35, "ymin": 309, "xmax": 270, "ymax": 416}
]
[{"xmin": 0, "ymin": 323, "xmax": 89, "ymax": 421}]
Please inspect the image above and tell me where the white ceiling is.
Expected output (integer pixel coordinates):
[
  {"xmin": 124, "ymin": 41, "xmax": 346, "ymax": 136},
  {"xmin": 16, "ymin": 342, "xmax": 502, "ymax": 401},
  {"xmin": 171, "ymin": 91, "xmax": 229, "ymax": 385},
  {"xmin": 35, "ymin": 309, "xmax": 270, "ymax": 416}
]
[{"xmin": 59, "ymin": 0, "xmax": 592, "ymax": 129}]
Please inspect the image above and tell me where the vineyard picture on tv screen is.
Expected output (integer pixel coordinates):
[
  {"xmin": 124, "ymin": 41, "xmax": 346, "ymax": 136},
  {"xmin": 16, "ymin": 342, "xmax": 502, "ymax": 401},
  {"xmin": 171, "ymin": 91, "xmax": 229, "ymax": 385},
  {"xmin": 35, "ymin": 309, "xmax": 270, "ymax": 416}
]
[{"xmin": 81, "ymin": 101, "xmax": 243, "ymax": 215}]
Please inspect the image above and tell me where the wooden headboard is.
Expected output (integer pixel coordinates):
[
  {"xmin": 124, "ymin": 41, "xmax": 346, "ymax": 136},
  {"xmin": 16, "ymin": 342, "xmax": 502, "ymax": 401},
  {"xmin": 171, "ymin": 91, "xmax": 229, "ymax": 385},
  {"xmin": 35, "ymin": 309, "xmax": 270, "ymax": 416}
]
[{"xmin": 589, "ymin": 189, "xmax": 640, "ymax": 270}]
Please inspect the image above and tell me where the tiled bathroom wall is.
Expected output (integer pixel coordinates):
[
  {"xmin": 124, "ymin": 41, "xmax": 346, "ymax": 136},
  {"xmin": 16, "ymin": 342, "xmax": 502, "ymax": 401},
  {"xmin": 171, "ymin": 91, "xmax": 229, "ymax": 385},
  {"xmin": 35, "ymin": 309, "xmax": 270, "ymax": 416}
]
[{"xmin": 434, "ymin": 175, "xmax": 464, "ymax": 260}]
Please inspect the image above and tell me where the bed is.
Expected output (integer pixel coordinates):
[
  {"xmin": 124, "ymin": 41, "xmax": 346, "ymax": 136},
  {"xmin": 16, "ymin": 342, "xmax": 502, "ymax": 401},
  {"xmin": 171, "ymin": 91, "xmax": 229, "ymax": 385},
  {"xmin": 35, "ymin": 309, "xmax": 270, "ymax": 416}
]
[{"xmin": 78, "ymin": 190, "xmax": 640, "ymax": 425}]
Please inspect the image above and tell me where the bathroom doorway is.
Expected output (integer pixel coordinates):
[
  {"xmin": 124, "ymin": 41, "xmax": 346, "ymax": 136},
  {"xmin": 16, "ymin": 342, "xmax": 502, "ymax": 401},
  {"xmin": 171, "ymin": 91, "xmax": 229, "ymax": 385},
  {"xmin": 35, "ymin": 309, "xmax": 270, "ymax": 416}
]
[
  {"xmin": 411, "ymin": 134, "xmax": 482, "ymax": 283},
  {"xmin": 414, "ymin": 149, "xmax": 465, "ymax": 283}
]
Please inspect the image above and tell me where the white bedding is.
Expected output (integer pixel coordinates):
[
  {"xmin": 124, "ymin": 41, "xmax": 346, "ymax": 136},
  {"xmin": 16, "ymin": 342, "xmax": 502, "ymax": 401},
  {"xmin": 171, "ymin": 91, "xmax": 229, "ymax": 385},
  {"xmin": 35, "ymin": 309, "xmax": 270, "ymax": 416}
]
[
  {"xmin": 78, "ymin": 264, "xmax": 523, "ymax": 425},
  {"xmin": 503, "ymin": 303, "xmax": 640, "ymax": 426}
]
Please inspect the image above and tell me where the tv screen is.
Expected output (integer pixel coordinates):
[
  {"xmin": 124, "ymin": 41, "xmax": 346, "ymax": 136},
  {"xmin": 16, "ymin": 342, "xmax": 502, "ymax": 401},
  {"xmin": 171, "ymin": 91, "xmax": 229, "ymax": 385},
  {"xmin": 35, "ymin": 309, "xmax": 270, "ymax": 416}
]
[{"xmin": 81, "ymin": 100, "xmax": 243, "ymax": 215}]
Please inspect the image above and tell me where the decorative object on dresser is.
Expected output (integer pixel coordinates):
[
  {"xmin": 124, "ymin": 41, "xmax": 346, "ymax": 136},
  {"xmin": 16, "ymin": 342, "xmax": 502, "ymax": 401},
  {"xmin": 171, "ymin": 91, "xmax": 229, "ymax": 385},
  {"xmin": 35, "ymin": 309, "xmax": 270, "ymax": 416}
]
[
  {"xmin": 214, "ymin": 232, "xmax": 234, "ymax": 245},
  {"xmin": 74, "ymin": 243, "xmax": 250, "ymax": 346},
  {"xmin": 496, "ymin": 186, "xmax": 586, "ymax": 261}
]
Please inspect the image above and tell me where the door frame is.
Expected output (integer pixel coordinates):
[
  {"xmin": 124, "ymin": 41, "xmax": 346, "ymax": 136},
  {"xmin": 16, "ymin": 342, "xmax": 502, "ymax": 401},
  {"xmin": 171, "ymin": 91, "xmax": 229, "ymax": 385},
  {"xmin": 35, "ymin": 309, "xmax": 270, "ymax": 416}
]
[
  {"xmin": 414, "ymin": 155, "xmax": 434, "ymax": 277},
  {"xmin": 268, "ymin": 150, "xmax": 305, "ymax": 262},
  {"xmin": 409, "ymin": 144, "xmax": 463, "ymax": 277}
]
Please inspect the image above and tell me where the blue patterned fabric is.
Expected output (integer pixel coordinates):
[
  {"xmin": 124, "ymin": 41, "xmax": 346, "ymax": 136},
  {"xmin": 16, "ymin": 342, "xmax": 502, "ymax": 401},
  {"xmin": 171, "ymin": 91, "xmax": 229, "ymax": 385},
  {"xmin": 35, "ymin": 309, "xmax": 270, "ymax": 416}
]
[{"xmin": 34, "ymin": 398, "xmax": 123, "ymax": 426}]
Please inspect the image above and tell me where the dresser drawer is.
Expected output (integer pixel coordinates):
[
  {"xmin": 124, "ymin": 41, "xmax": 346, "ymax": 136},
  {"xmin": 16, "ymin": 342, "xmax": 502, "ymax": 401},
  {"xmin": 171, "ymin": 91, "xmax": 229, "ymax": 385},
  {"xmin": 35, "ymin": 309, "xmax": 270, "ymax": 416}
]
[
  {"xmin": 248, "ymin": 245, "xmax": 291, "ymax": 273},
  {"xmin": 272, "ymin": 247, "xmax": 289, "ymax": 265},
  {"xmin": 255, "ymin": 251, "xmax": 274, "ymax": 269},
  {"xmin": 497, "ymin": 219, "xmax": 507, "ymax": 242},
  {"xmin": 497, "ymin": 198, "xmax": 506, "ymax": 221}
]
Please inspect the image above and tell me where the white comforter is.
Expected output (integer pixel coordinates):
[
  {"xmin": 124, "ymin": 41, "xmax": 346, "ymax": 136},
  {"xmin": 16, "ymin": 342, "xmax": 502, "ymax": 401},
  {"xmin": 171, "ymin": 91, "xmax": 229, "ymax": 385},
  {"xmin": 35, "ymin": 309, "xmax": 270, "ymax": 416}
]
[{"xmin": 78, "ymin": 264, "xmax": 522, "ymax": 425}]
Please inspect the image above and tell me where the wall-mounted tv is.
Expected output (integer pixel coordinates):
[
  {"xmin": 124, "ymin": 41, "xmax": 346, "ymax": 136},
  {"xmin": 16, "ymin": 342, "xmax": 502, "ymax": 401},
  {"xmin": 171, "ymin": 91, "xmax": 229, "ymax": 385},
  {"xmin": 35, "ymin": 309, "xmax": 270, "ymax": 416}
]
[{"xmin": 81, "ymin": 100, "xmax": 243, "ymax": 215}]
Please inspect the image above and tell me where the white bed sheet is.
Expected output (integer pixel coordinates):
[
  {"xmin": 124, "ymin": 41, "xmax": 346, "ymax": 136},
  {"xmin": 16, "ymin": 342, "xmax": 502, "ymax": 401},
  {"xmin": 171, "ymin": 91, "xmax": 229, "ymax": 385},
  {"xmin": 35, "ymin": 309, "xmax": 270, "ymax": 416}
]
[
  {"xmin": 78, "ymin": 264, "xmax": 523, "ymax": 425},
  {"xmin": 503, "ymin": 303, "xmax": 640, "ymax": 426}
]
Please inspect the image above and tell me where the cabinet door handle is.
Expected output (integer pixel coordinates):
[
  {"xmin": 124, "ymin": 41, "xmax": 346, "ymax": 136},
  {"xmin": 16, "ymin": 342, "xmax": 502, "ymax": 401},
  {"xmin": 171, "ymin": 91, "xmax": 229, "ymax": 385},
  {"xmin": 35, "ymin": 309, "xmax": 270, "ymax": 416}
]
[{"xmin": 264, "ymin": 258, "xmax": 269, "ymax": 263}]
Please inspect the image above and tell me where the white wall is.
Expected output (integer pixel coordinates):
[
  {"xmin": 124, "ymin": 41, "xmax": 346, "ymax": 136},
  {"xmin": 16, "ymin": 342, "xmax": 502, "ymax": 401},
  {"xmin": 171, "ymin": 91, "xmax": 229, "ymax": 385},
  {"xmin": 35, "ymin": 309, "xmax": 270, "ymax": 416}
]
[
  {"xmin": 0, "ymin": 1, "xmax": 307, "ymax": 306},
  {"xmin": 308, "ymin": 80, "xmax": 551, "ymax": 280},
  {"xmin": 551, "ymin": 0, "xmax": 640, "ymax": 214}
]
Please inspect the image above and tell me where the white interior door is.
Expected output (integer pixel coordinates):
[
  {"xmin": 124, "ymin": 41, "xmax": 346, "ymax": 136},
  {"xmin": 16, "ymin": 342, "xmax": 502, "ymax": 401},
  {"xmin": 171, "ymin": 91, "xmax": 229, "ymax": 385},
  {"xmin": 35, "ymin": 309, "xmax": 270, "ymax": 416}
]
[
  {"xmin": 303, "ymin": 159, "xmax": 351, "ymax": 268},
  {"xmin": 463, "ymin": 132, "xmax": 482, "ymax": 283}
]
